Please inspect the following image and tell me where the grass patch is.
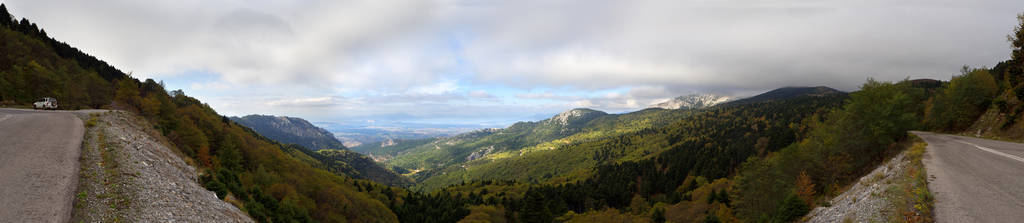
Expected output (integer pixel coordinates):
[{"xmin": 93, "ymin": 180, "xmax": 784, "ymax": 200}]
[
  {"xmin": 891, "ymin": 139, "xmax": 934, "ymax": 223},
  {"xmin": 85, "ymin": 114, "xmax": 99, "ymax": 128},
  {"xmin": 97, "ymin": 127, "xmax": 130, "ymax": 222}
]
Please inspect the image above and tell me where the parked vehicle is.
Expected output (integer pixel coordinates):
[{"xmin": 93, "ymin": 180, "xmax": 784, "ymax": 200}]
[{"xmin": 33, "ymin": 97, "xmax": 57, "ymax": 110}]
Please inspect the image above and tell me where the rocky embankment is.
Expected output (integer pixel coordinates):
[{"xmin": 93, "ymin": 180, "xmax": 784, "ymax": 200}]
[
  {"xmin": 71, "ymin": 111, "xmax": 252, "ymax": 222},
  {"xmin": 804, "ymin": 140, "xmax": 932, "ymax": 223},
  {"xmin": 804, "ymin": 152, "xmax": 908, "ymax": 222}
]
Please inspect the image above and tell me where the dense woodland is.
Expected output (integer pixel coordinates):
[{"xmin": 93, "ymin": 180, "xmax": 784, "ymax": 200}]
[{"xmin": 3, "ymin": 4, "xmax": 1023, "ymax": 222}]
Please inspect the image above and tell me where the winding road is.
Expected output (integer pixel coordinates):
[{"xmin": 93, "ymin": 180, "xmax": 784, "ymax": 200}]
[
  {"xmin": 913, "ymin": 131, "xmax": 1024, "ymax": 223},
  {"xmin": 0, "ymin": 108, "xmax": 93, "ymax": 222}
]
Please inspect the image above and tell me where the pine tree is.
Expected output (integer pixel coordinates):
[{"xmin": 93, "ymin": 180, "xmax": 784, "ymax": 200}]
[
  {"xmin": 520, "ymin": 188, "xmax": 553, "ymax": 223},
  {"xmin": 775, "ymin": 194, "xmax": 810, "ymax": 222},
  {"xmin": 1011, "ymin": 13, "xmax": 1024, "ymax": 61},
  {"xmin": 651, "ymin": 208, "xmax": 666, "ymax": 223},
  {"xmin": 0, "ymin": 4, "xmax": 11, "ymax": 27},
  {"xmin": 719, "ymin": 189, "xmax": 731, "ymax": 206}
]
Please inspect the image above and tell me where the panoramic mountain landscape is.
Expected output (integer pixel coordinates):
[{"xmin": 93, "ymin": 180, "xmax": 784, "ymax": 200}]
[{"xmin": 1, "ymin": 1, "xmax": 1024, "ymax": 223}]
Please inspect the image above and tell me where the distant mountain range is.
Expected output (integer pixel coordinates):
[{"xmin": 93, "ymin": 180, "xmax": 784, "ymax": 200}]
[
  {"xmin": 231, "ymin": 115, "xmax": 346, "ymax": 151},
  {"xmin": 350, "ymin": 86, "xmax": 851, "ymax": 189},
  {"xmin": 648, "ymin": 94, "xmax": 732, "ymax": 110},
  {"xmin": 315, "ymin": 122, "xmax": 484, "ymax": 148}
]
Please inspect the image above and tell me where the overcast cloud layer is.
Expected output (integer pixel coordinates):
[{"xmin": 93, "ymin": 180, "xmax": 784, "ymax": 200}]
[{"xmin": 6, "ymin": 0, "xmax": 1024, "ymax": 126}]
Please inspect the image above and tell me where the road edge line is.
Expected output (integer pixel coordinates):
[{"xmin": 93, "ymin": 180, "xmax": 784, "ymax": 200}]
[{"xmin": 958, "ymin": 140, "xmax": 1024, "ymax": 164}]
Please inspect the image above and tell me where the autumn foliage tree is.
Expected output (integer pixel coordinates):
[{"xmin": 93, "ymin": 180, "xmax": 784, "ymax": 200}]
[{"xmin": 795, "ymin": 171, "xmax": 815, "ymax": 207}]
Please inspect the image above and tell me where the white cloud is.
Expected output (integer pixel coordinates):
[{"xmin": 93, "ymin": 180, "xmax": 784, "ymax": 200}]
[
  {"xmin": 14, "ymin": 0, "xmax": 1021, "ymax": 95},
  {"xmin": 6, "ymin": 0, "xmax": 450, "ymax": 91},
  {"xmin": 455, "ymin": 0, "xmax": 1023, "ymax": 91},
  {"xmin": 515, "ymin": 92, "xmax": 580, "ymax": 101},
  {"xmin": 569, "ymin": 87, "xmax": 682, "ymax": 112},
  {"xmin": 408, "ymin": 80, "xmax": 459, "ymax": 95},
  {"xmin": 468, "ymin": 90, "xmax": 498, "ymax": 100},
  {"xmin": 6, "ymin": 0, "xmax": 1024, "ymax": 124},
  {"xmin": 265, "ymin": 97, "xmax": 347, "ymax": 107}
]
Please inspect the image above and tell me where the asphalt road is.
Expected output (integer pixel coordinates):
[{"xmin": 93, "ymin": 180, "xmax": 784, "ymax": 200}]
[
  {"xmin": 913, "ymin": 131, "xmax": 1024, "ymax": 223},
  {"xmin": 0, "ymin": 108, "xmax": 92, "ymax": 222}
]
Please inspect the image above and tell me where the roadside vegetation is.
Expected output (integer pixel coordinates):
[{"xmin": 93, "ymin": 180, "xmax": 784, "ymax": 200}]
[
  {"xmin": 801, "ymin": 136, "xmax": 933, "ymax": 223},
  {"xmin": 893, "ymin": 139, "xmax": 934, "ymax": 223}
]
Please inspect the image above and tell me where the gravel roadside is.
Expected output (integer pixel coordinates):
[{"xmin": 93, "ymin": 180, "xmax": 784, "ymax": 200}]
[{"xmin": 70, "ymin": 111, "xmax": 252, "ymax": 222}]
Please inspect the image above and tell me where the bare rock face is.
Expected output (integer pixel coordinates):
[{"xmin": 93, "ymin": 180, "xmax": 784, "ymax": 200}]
[
  {"xmin": 465, "ymin": 145, "xmax": 496, "ymax": 161},
  {"xmin": 543, "ymin": 108, "xmax": 607, "ymax": 127},
  {"xmin": 72, "ymin": 111, "xmax": 252, "ymax": 222},
  {"xmin": 381, "ymin": 138, "xmax": 397, "ymax": 147}
]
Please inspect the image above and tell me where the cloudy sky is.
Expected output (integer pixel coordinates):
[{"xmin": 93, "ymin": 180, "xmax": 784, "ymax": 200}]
[{"xmin": 5, "ymin": 0, "xmax": 1024, "ymax": 126}]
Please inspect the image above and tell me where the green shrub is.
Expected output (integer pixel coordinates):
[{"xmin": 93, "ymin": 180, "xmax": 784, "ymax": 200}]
[
  {"xmin": 205, "ymin": 179, "xmax": 227, "ymax": 199},
  {"xmin": 774, "ymin": 194, "xmax": 810, "ymax": 222},
  {"xmin": 85, "ymin": 118, "xmax": 97, "ymax": 128},
  {"xmin": 994, "ymin": 97, "xmax": 1008, "ymax": 112}
]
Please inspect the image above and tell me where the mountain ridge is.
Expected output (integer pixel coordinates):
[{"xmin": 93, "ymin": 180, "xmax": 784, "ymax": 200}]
[
  {"xmin": 648, "ymin": 94, "xmax": 732, "ymax": 110},
  {"xmin": 230, "ymin": 114, "xmax": 346, "ymax": 151},
  {"xmin": 727, "ymin": 86, "xmax": 844, "ymax": 105}
]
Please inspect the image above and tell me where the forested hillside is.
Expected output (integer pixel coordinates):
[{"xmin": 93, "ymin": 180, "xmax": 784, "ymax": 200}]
[
  {"xmin": 277, "ymin": 143, "xmax": 414, "ymax": 187},
  {"xmin": 0, "ymin": 4, "xmax": 122, "ymax": 108},
  {"xmin": 230, "ymin": 115, "xmax": 413, "ymax": 186},
  {"xmin": 350, "ymin": 137, "xmax": 435, "ymax": 166},
  {"xmin": 727, "ymin": 86, "xmax": 843, "ymax": 105},
  {"xmin": 414, "ymin": 90, "xmax": 847, "ymax": 190},
  {"xmin": 380, "ymin": 108, "xmax": 611, "ymax": 172}
]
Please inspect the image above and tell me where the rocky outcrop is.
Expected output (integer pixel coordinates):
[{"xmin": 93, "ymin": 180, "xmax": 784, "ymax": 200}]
[
  {"xmin": 381, "ymin": 138, "xmax": 397, "ymax": 147},
  {"xmin": 545, "ymin": 108, "xmax": 607, "ymax": 126},
  {"xmin": 465, "ymin": 146, "xmax": 496, "ymax": 161}
]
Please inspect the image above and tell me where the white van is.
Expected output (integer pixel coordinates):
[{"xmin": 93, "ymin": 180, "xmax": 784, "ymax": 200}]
[{"xmin": 33, "ymin": 97, "xmax": 58, "ymax": 110}]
